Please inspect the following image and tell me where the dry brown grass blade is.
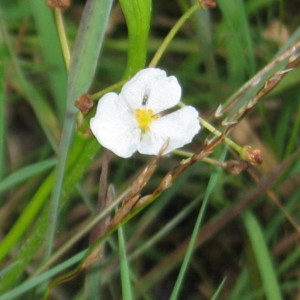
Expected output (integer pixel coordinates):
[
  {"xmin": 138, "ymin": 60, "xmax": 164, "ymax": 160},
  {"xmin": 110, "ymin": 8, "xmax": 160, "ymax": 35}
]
[
  {"xmin": 133, "ymin": 149, "xmax": 300, "ymax": 296},
  {"xmin": 219, "ymin": 39, "xmax": 300, "ymax": 118},
  {"xmin": 105, "ymin": 141, "xmax": 169, "ymax": 233},
  {"xmin": 221, "ymin": 44, "xmax": 300, "ymax": 136},
  {"xmin": 84, "ymin": 152, "xmax": 112, "ymax": 268}
]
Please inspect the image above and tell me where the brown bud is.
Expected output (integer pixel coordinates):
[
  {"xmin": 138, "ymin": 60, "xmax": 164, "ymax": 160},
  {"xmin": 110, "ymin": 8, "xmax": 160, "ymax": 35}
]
[
  {"xmin": 226, "ymin": 160, "xmax": 248, "ymax": 175},
  {"xmin": 198, "ymin": 0, "xmax": 217, "ymax": 9},
  {"xmin": 75, "ymin": 93, "xmax": 94, "ymax": 115},
  {"xmin": 46, "ymin": 0, "xmax": 71, "ymax": 9},
  {"xmin": 240, "ymin": 146, "xmax": 263, "ymax": 166}
]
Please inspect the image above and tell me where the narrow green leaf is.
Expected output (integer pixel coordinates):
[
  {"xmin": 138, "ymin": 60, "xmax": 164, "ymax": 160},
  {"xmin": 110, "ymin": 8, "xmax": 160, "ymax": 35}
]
[
  {"xmin": 211, "ymin": 278, "xmax": 227, "ymax": 300},
  {"xmin": 118, "ymin": 226, "xmax": 133, "ymax": 300},
  {"xmin": 0, "ymin": 250, "xmax": 87, "ymax": 300},
  {"xmin": 46, "ymin": 0, "xmax": 113, "ymax": 259},
  {"xmin": 169, "ymin": 149, "xmax": 227, "ymax": 300},
  {"xmin": 0, "ymin": 135, "xmax": 99, "ymax": 291},
  {"xmin": 29, "ymin": 0, "xmax": 67, "ymax": 124},
  {"xmin": 119, "ymin": 0, "xmax": 151, "ymax": 78},
  {"xmin": 242, "ymin": 210, "xmax": 282, "ymax": 300},
  {"xmin": 67, "ymin": 0, "xmax": 113, "ymax": 114},
  {"xmin": 218, "ymin": 0, "xmax": 255, "ymax": 85},
  {"xmin": 0, "ymin": 158, "xmax": 56, "ymax": 194},
  {"xmin": 0, "ymin": 30, "xmax": 6, "ymax": 179}
]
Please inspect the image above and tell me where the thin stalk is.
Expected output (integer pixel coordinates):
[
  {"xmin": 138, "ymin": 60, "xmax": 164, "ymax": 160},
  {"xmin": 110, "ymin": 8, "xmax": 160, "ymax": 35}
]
[
  {"xmin": 54, "ymin": 8, "xmax": 70, "ymax": 69},
  {"xmin": 148, "ymin": 2, "xmax": 200, "ymax": 67},
  {"xmin": 177, "ymin": 102, "xmax": 243, "ymax": 154},
  {"xmin": 91, "ymin": 80, "xmax": 126, "ymax": 100}
]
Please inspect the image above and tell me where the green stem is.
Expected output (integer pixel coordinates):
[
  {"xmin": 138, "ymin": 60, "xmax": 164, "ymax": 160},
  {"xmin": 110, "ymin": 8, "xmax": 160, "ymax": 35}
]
[
  {"xmin": 177, "ymin": 102, "xmax": 243, "ymax": 154},
  {"xmin": 54, "ymin": 8, "xmax": 70, "ymax": 69},
  {"xmin": 173, "ymin": 149, "xmax": 227, "ymax": 168},
  {"xmin": 148, "ymin": 2, "xmax": 200, "ymax": 67},
  {"xmin": 199, "ymin": 117, "xmax": 242, "ymax": 153},
  {"xmin": 91, "ymin": 80, "xmax": 126, "ymax": 100}
]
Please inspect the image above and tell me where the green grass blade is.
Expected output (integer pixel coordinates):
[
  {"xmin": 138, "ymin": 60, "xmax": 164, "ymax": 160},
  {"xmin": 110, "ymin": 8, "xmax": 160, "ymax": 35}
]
[
  {"xmin": 0, "ymin": 18, "xmax": 60, "ymax": 151},
  {"xmin": 0, "ymin": 32, "xmax": 5, "ymax": 179},
  {"xmin": 211, "ymin": 278, "xmax": 227, "ymax": 300},
  {"xmin": 118, "ymin": 225, "xmax": 133, "ymax": 300},
  {"xmin": 0, "ymin": 249, "xmax": 87, "ymax": 300},
  {"xmin": 29, "ymin": 0, "xmax": 67, "ymax": 125},
  {"xmin": 46, "ymin": 0, "xmax": 113, "ymax": 258},
  {"xmin": 169, "ymin": 149, "xmax": 227, "ymax": 300},
  {"xmin": 218, "ymin": 0, "xmax": 255, "ymax": 85},
  {"xmin": 119, "ymin": 0, "xmax": 151, "ymax": 78},
  {"xmin": 0, "ymin": 135, "xmax": 99, "ymax": 290},
  {"xmin": 242, "ymin": 210, "xmax": 282, "ymax": 300},
  {"xmin": 0, "ymin": 158, "xmax": 56, "ymax": 194}
]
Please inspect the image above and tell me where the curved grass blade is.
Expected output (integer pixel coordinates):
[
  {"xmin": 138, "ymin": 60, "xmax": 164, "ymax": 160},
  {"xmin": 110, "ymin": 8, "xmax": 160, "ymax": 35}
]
[{"xmin": 119, "ymin": 0, "xmax": 151, "ymax": 78}]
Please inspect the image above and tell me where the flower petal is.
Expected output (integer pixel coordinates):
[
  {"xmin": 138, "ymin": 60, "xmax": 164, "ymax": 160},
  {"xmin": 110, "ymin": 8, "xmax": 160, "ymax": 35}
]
[
  {"xmin": 120, "ymin": 68, "xmax": 181, "ymax": 114},
  {"xmin": 90, "ymin": 92, "xmax": 140, "ymax": 158},
  {"xmin": 138, "ymin": 106, "xmax": 200, "ymax": 155}
]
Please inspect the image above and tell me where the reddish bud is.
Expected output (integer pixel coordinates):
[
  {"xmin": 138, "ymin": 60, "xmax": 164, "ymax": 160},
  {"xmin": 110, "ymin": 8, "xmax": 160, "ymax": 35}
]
[
  {"xmin": 46, "ymin": 0, "xmax": 71, "ymax": 9},
  {"xmin": 75, "ymin": 94, "xmax": 94, "ymax": 115},
  {"xmin": 198, "ymin": 0, "xmax": 217, "ymax": 9}
]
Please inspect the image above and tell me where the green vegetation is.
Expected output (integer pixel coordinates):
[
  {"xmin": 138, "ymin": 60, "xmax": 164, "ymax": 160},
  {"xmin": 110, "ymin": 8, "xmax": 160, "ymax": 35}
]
[{"xmin": 0, "ymin": 0, "xmax": 300, "ymax": 299}]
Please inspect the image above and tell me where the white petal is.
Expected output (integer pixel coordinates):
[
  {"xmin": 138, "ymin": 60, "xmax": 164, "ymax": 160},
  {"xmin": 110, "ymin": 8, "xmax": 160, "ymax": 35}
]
[
  {"xmin": 138, "ymin": 106, "xmax": 200, "ymax": 155},
  {"xmin": 120, "ymin": 68, "xmax": 181, "ymax": 114},
  {"xmin": 90, "ymin": 92, "xmax": 141, "ymax": 158}
]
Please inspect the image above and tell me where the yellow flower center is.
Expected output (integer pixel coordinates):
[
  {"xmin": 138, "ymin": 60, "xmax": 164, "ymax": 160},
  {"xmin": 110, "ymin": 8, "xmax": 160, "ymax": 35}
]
[{"xmin": 135, "ymin": 108, "xmax": 158, "ymax": 131}]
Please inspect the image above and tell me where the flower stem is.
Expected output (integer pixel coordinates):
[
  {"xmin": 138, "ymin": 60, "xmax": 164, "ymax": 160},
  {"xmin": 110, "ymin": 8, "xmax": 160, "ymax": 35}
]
[
  {"xmin": 148, "ymin": 3, "xmax": 200, "ymax": 68},
  {"xmin": 173, "ymin": 149, "xmax": 227, "ymax": 168},
  {"xmin": 199, "ymin": 117, "xmax": 242, "ymax": 153},
  {"xmin": 54, "ymin": 8, "xmax": 70, "ymax": 69},
  {"xmin": 91, "ymin": 80, "xmax": 126, "ymax": 100},
  {"xmin": 178, "ymin": 102, "xmax": 243, "ymax": 154}
]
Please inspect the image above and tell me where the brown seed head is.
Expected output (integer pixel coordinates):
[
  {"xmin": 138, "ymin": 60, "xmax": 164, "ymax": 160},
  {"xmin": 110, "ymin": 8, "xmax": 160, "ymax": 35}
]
[
  {"xmin": 226, "ymin": 160, "xmax": 249, "ymax": 175},
  {"xmin": 240, "ymin": 146, "xmax": 263, "ymax": 166}
]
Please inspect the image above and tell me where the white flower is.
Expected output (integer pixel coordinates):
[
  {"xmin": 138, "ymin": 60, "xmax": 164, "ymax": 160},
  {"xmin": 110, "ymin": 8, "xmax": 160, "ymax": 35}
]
[{"xmin": 90, "ymin": 68, "xmax": 200, "ymax": 158}]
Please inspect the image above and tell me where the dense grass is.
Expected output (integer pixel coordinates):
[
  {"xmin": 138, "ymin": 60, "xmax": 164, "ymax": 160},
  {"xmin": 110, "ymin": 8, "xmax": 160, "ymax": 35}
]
[{"xmin": 0, "ymin": 0, "xmax": 300, "ymax": 299}]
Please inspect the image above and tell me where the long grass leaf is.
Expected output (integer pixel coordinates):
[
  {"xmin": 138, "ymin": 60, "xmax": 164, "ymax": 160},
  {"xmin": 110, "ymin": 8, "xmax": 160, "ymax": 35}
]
[
  {"xmin": 119, "ymin": 0, "xmax": 151, "ymax": 78},
  {"xmin": 0, "ymin": 17, "xmax": 60, "ymax": 151},
  {"xmin": 29, "ymin": 0, "xmax": 67, "ymax": 125},
  {"xmin": 118, "ymin": 225, "xmax": 133, "ymax": 300},
  {"xmin": 242, "ymin": 210, "xmax": 282, "ymax": 300},
  {"xmin": 0, "ymin": 158, "xmax": 56, "ymax": 195},
  {"xmin": 0, "ymin": 250, "xmax": 87, "ymax": 300},
  {"xmin": 169, "ymin": 149, "xmax": 227, "ymax": 300},
  {"xmin": 0, "ymin": 135, "xmax": 99, "ymax": 290},
  {"xmin": 46, "ymin": 0, "xmax": 113, "ymax": 259},
  {"xmin": 0, "ymin": 32, "xmax": 5, "ymax": 179}
]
